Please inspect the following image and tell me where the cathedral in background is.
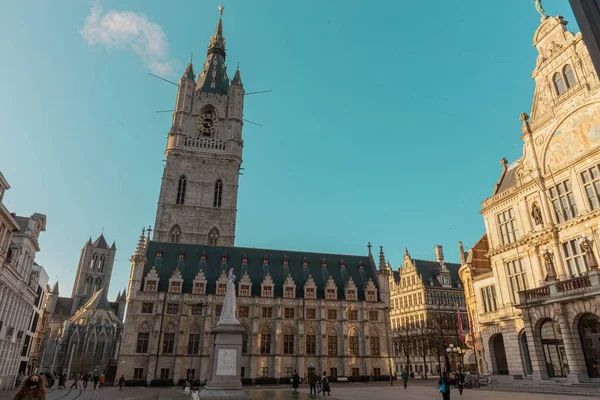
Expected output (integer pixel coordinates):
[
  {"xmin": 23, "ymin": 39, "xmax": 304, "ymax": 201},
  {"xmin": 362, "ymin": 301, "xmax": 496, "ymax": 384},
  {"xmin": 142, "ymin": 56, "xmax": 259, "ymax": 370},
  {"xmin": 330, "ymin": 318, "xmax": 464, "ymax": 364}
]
[{"xmin": 38, "ymin": 234, "xmax": 126, "ymax": 381}]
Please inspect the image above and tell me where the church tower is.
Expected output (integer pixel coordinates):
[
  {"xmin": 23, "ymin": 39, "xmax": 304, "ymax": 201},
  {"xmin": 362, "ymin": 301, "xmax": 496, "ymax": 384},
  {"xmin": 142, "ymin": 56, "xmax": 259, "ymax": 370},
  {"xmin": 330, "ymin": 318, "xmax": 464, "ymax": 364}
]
[
  {"xmin": 70, "ymin": 234, "xmax": 116, "ymax": 314},
  {"xmin": 153, "ymin": 6, "xmax": 245, "ymax": 247}
]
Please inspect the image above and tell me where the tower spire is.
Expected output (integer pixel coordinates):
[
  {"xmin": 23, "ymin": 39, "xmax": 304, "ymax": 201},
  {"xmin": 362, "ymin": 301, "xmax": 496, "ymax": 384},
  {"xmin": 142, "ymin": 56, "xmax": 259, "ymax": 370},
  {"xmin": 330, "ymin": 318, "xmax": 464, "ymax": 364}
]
[{"xmin": 196, "ymin": 5, "xmax": 229, "ymax": 94}]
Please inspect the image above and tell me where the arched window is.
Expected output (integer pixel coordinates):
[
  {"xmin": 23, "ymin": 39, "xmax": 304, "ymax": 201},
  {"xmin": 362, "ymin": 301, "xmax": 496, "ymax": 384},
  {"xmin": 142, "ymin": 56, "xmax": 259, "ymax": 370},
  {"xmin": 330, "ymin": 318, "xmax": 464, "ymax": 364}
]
[
  {"xmin": 176, "ymin": 175, "xmax": 187, "ymax": 205},
  {"xmin": 95, "ymin": 336, "xmax": 106, "ymax": 363},
  {"xmin": 89, "ymin": 254, "xmax": 96, "ymax": 271},
  {"xmin": 97, "ymin": 256, "xmax": 104, "ymax": 272},
  {"xmin": 563, "ymin": 65, "xmax": 576, "ymax": 88},
  {"xmin": 327, "ymin": 328, "xmax": 338, "ymax": 356},
  {"xmin": 283, "ymin": 326, "xmax": 294, "ymax": 355},
  {"xmin": 553, "ymin": 72, "xmax": 566, "ymax": 96},
  {"xmin": 170, "ymin": 225, "xmax": 182, "ymax": 243},
  {"xmin": 370, "ymin": 330, "xmax": 380, "ymax": 356},
  {"xmin": 260, "ymin": 326, "xmax": 271, "ymax": 354},
  {"xmin": 213, "ymin": 179, "xmax": 223, "ymax": 208},
  {"xmin": 348, "ymin": 329, "xmax": 359, "ymax": 356},
  {"xmin": 208, "ymin": 227, "xmax": 220, "ymax": 245},
  {"xmin": 199, "ymin": 108, "xmax": 217, "ymax": 137}
]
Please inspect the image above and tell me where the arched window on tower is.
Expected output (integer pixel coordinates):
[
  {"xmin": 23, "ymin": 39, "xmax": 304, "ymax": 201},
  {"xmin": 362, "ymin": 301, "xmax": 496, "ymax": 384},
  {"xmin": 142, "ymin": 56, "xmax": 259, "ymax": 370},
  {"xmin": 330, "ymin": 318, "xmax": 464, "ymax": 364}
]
[
  {"xmin": 97, "ymin": 256, "xmax": 104, "ymax": 272},
  {"xmin": 208, "ymin": 227, "xmax": 220, "ymax": 246},
  {"xmin": 176, "ymin": 175, "xmax": 187, "ymax": 205},
  {"xmin": 170, "ymin": 225, "xmax": 182, "ymax": 243},
  {"xmin": 553, "ymin": 72, "xmax": 566, "ymax": 96},
  {"xmin": 213, "ymin": 179, "xmax": 223, "ymax": 208},
  {"xmin": 89, "ymin": 254, "xmax": 96, "ymax": 271},
  {"xmin": 563, "ymin": 65, "xmax": 576, "ymax": 88}
]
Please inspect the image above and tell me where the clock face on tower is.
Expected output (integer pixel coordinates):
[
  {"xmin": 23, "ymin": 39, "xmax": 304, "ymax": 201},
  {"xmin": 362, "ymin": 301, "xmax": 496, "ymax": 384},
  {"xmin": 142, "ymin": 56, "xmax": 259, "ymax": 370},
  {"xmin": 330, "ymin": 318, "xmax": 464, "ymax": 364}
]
[{"xmin": 198, "ymin": 110, "xmax": 217, "ymax": 137}]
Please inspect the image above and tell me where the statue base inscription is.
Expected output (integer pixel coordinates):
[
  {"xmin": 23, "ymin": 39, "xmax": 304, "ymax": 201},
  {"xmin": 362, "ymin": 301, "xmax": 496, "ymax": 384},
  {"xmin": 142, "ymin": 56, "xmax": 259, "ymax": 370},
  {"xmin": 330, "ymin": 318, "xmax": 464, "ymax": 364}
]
[{"xmin": 199, "ymin": 324, "xmax": 247, "ymax": 399}]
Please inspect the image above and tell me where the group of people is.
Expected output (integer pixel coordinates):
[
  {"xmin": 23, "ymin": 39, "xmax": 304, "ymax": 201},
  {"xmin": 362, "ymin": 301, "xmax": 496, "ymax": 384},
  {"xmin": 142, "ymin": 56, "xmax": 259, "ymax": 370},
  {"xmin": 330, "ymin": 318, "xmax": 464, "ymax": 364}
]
[
  {"xmin": 66, "ymin": 372, "xmax": 106, "ymax": 390},
  {"xmin": 304, "ymin": 369, "xmax": 331, "ymax": 396}
]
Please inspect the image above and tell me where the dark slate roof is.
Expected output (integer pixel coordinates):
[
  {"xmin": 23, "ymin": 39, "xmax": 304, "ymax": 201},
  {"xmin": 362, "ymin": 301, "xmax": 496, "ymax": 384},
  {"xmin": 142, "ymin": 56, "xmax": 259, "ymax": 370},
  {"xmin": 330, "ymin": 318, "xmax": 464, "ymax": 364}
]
[
  {"xmin": 196, "ymin": 15, "xmax": 229, "ymax": 95},
  {"xmin": 495, "ymin": 164, "xmax": 518, "ymax": 194},
  {"xmin": 142, "ymin": 241, "xmax": 379, "ymax": 301},
  {"xmin": 412, "ymin": 260, "xmax": 462, "ymax": 288},
  {"xmin": 55, "ymin": 297, "xmax": 73, "ymax": 316},
  {"xmin": 93, "ymin": 234, "xmax": 108, "ymax": 249},
  {"xmin": 109, "ymin": 301, "xmax": 119, "ymax": 315},
  {"xmin": 81, "ymin": 289, "xmax": 113, "ymax": 310},
  {"xmin": 14, "ymin": 216, "xmax": 29, "ymax": 233}
]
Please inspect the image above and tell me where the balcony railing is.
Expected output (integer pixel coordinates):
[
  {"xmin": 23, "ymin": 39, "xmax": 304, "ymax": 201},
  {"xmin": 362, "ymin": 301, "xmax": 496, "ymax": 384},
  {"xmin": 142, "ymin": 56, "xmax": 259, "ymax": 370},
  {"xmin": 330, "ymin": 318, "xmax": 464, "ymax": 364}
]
[
  {"xmin": 519, "ymin": 270, "xmax": 599, "ymax": 305},
  {"xmin": 522, "ymin": 286, "xmax": 550, "ymax": 300},
  {"xmin": 556, "ymin": 275, "xmax": 591, "ymax": 292}
]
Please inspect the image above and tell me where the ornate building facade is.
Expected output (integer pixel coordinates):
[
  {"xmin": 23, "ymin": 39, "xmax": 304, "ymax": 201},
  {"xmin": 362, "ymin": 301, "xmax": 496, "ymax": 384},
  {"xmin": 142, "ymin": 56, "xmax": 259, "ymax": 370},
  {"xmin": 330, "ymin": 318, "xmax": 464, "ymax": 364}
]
[
  {"xmin": 38, "ymin": 235, "xmax": 125, "ymax": 377},
  {"xmin": 117, "ymin": 9, "xmax": 391, "ymax": 383},
  {"xmin": 389, "ymin": 245, "xmax": 467, "ymax": 376},
  {"xmin": 0, "ymin": 171, "xmax": 47, "ymax": 389},
  {"xmin": 461, "ymin": 15, "xmax": 600, "ymax": 382}
]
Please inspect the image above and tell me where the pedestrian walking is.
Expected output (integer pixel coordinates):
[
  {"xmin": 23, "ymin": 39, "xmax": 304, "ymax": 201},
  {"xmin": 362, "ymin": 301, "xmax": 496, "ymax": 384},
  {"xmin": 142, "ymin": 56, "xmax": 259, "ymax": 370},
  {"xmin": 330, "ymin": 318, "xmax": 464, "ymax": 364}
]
[
  {"xmin": 69, "ymin": 374, "xmax": 78, "ymax": 390},
  {"xmin": 292, "ymin": 369, "xmax": 300, "ymax": 393},
  {"xmin": 308, "ymin": 369, "xmax": 317, "ymax": 395},
  {"xmin": 13, "ymin": 374, "xmax": 46, "ymax": 400},
  {"xmin": 456, "ymin": 367, "xmax": 464, "ymax": 396},
  {"xmin": 92, "ymin": 374, "xmax": 99, "ymax": 390},
  {"xmin": 438, "ymin": 369, "xmax": 451, "ymax": 400},
  {"xmin": 401, "ymin": 368, "xmax": 409, "ymax": 389},
  {"xmin": 82, "ymin": 373, "xmax": 89, "ymax": 389},
  {"xmin": 99, "ymin": 374, "xmax": 105, "ymax": 389},
  {"xmin": 118, "ymin": 375, "xmax": 125, "ymax": 391},
  {"xmin": 58, "ymin": 374, "xmax": 66, "ymax": 390},
  {"xmin": 321, "ymin": 372, "xmax": 330, "ymax": 396}
]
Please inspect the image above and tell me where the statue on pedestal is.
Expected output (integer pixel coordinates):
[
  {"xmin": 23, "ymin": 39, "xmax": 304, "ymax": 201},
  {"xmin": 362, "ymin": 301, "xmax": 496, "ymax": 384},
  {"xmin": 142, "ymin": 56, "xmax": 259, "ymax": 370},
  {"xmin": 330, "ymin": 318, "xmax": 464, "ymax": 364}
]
[{"xmin": 218, "ymin": 268, "xmax": 239, "ymax": 326}]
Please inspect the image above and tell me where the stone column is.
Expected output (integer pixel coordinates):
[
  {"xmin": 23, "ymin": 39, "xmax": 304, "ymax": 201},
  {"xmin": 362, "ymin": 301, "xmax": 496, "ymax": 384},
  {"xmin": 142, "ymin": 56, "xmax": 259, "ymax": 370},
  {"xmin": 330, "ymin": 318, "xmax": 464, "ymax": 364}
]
[
  {"xmin": 529, "ymin": 248, "xmax": 545, "ymax": 285},
  {"xmin": 519, "ymin": 200, "xmax": 533, "ymax": 235},
  {"xmin": 551, "ymin": 242, "xmax": 569, "ymax": 280},
  {"xmin": 555, "ymin": 307, "xmax": 587, "ymax": 382},
  {"xmin": 522, "ymin": 313, "xmax": 548, "ymax": 381}
]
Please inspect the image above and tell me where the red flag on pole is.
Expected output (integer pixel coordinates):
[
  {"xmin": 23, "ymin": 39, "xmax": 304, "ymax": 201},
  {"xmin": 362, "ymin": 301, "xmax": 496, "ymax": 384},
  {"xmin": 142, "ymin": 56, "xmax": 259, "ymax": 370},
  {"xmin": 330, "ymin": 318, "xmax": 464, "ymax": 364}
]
[{"xmin": 457, "ymin": 304, "xmax": 465, "ymax": 341}]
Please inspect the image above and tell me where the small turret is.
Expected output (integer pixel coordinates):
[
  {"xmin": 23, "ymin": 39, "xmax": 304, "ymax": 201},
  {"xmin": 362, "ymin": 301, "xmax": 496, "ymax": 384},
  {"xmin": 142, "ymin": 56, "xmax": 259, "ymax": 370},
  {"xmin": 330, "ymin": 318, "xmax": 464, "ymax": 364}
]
[
  {"xmin": 228, "ymin": 63, "xmax": 245, "ymax": 121},
  {"xmin": 376, "ymin": 246, "xmax": 391, "ymax": 307}
]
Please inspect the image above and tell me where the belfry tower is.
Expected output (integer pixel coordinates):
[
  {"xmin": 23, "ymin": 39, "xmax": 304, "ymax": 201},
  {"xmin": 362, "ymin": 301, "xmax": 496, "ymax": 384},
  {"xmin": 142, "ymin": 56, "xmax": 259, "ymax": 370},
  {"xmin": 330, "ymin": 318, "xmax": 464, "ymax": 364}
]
[{"xmin": 153, "ymin": 6, "xmax": 245, "ymax": 247}]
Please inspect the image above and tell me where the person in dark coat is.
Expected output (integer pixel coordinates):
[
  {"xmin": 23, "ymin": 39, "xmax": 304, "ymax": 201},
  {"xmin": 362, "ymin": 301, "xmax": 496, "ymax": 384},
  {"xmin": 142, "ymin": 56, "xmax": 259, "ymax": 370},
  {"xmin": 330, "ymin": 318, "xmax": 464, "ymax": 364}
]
[
  {"xmin": 456, "ymin": 367, "xmax": 464, "ymax": 396},
  {"xmin": 321, "ymin": 372, "xmax": 330, "ymax": 396},
  {"xmin": 401, "ymin": 369, "xmax": 409, "ymax": 389},
  {"xmin": 57, "ymin": 374, "xmax": 66, "ymax": 390},
  {"xmin": 69, "ymin": 374, "xmax": 78, "ymax": 390},
  {"xmin": 92, "ymin": 374, "xmax": 99, "ymax": 390},
  {"xmin": 292, "ymin": 370, "xmax": 300, "ymax": 393},
  {"xmin": 308, "ymin": 369, "xmax": 317, "ymax": 395},
  {"xmin": 118, "ymin": 376, "xmax": 125, "ymax": 391},
  {"xmin": 438, "ymin": 370, "xmax": 451, "ymax": 400}
]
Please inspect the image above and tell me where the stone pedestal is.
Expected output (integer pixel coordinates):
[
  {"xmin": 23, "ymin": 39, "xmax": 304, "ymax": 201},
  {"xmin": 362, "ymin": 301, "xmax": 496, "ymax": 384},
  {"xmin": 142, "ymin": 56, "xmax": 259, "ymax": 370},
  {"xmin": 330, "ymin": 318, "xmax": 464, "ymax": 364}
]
[{"xmin": 200, "ymin": 324, "xmax": 247, "ymax": 399}]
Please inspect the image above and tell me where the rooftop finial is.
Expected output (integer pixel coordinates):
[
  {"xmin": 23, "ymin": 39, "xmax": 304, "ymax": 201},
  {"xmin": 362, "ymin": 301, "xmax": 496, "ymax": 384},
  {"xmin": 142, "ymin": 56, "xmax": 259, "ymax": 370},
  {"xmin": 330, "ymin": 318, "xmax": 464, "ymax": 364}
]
[
  {"xmin": 190, "ymin": 52, "xmax": 193, "ymax": 63},
  {"xmin": 216, "ymin": 5, "xmax": 224, "ymax": 35}
]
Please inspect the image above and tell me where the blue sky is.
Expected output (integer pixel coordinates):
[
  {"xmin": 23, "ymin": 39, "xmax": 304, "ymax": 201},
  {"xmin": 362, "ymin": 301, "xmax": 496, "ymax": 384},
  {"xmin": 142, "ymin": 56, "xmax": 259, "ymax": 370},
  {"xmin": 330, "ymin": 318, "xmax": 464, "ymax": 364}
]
[{"xmin": 0, "ymin": 0, "xmax": 575, "ymax": 299}]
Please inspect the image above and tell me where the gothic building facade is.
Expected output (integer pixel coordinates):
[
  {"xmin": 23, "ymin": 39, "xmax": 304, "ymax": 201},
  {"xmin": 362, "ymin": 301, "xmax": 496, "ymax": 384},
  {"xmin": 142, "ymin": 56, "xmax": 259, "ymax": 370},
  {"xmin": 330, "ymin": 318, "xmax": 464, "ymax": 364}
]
[
  {"xmin": 389, "ymin": 245, "xmax": 468, "ymax": 376},
  {"xmin": 117, "ymin": 9, "xmax": 391, "ymax": 383},
  {"xmin": 38, "ymin": 235, "xmax": 126, "ymax": 376},
  {"xmin": 461, "ymin": 15, "xmax": 600, "ymax": 382}
]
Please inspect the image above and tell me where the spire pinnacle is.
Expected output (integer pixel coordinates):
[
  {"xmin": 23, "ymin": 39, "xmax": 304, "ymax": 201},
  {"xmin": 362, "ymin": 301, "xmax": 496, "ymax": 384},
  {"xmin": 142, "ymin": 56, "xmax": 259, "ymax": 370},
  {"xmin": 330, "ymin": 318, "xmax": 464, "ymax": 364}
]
[
  {"xmin": 135, "ymin": 227, "xmax": 146, "ymax": 257},
  {"xmin": 216, "ymin": 5, "xmax": 224, "ymax": 36},
  {"xmin": 231, "ymin": 63, "xmax": 243, "ymax": 87},
  {"xmin": 379, "ymin": 246, "xmax": 387, "ymax": 270}
]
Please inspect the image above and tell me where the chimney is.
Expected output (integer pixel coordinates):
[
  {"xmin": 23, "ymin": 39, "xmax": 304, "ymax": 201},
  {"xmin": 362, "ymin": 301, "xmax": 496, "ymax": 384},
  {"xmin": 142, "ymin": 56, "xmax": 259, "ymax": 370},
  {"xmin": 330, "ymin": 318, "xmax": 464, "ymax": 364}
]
[{"xmin": 434, "ymin": 245, "xmax": 444, "ymax": 264}]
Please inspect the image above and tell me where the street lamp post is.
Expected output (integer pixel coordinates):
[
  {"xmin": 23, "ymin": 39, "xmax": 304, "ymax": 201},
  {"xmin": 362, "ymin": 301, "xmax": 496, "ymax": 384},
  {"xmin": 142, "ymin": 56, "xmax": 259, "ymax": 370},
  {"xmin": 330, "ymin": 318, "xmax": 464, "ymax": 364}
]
[
  {"xmin": 446, "ymin": 344, "xmax": 458, "ymax": 372},
  {"xmin": 384, "ymin": 307, "xmax": 394, "ymax": 386}
]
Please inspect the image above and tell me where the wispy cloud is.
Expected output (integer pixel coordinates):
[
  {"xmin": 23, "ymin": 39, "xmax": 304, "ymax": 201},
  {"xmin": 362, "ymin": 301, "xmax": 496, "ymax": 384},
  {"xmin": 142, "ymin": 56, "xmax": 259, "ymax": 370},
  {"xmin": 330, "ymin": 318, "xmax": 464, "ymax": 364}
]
[{"xmin": 80, "ymin": 5, "xmax": 176, "ymax": 76}]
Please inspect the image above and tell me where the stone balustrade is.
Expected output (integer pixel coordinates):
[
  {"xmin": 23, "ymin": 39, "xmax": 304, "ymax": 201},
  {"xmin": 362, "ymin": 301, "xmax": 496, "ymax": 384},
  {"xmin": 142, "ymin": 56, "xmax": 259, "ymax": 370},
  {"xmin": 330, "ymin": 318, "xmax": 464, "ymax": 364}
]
[{"xmin": 518, "ymin": 269, "xmax": 600, "ymax": 305}]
